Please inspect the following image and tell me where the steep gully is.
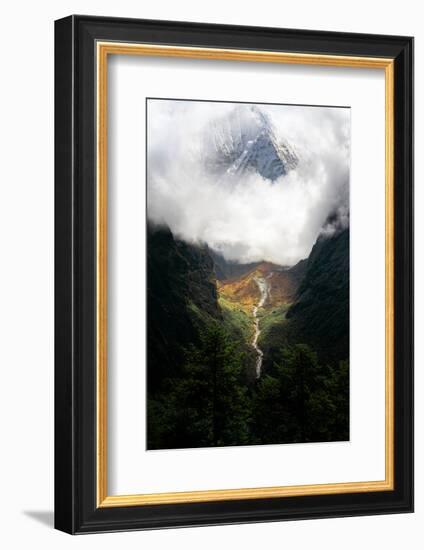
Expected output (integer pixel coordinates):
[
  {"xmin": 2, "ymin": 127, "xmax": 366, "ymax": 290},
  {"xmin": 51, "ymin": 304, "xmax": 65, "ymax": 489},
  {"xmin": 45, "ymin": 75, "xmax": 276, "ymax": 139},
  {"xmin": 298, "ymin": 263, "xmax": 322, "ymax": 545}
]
[{"xmin": 252, "ymin": 273, "xmax": 273, "ymax": 378}]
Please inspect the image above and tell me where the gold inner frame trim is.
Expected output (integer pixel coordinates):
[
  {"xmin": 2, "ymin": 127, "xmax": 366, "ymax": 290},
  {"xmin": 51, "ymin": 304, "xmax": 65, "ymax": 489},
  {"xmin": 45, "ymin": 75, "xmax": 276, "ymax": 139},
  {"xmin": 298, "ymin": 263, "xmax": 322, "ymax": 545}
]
[{"xmin": 96, "ymin": 41, "xmax": 395, "ymax": 508}]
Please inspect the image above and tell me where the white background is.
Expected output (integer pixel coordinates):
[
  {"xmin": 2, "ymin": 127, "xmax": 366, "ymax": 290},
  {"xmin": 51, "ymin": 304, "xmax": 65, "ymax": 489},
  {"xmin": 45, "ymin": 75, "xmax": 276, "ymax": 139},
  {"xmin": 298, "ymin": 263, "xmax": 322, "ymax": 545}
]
[
  {"xmin": 108, "ymin": 58, "xmax": 386, "ymax": 495},
  {"xmin": 0, "ymin": 1, "xmax": 421, "ymax": 548}
]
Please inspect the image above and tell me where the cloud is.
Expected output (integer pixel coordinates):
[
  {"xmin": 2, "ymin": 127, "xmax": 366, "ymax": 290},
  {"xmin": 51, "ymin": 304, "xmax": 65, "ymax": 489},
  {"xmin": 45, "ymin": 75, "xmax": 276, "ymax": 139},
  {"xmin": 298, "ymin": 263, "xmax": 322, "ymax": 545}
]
[{"xmin": 147, "ymin": 99, "xmax": 350, "ymax": 266}]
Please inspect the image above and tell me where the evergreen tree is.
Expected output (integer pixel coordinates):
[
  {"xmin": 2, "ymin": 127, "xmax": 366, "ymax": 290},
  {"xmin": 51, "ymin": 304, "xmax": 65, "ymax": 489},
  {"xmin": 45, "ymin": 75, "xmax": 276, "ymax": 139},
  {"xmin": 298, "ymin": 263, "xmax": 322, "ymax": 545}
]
[
  {"xmin": 148, "ymin": 322, "xmax": 252, "ymax": 449},
  {"xmin": 253, "ymin": 344, "xmax": 349, "ymax": 443}
]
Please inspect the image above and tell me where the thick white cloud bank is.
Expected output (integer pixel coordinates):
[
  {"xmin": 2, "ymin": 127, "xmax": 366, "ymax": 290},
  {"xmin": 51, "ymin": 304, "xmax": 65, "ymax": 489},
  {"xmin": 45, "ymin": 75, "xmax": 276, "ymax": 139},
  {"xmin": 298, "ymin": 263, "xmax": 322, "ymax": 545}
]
[{"xmin": 147, "ymin": 99, "xmax": 350, "ymax": 266}]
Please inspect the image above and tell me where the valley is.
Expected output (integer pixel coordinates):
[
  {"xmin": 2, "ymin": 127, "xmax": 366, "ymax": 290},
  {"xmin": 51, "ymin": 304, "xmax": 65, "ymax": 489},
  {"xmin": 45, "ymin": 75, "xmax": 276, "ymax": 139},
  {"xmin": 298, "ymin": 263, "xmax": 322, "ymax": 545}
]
[
  {"xmin": 147, "ymin": 224, "xmax": 350, "ymax": 449},
  {"xmin": 217, "ymin": 261, "xmax": 302, "ymax": 378}
]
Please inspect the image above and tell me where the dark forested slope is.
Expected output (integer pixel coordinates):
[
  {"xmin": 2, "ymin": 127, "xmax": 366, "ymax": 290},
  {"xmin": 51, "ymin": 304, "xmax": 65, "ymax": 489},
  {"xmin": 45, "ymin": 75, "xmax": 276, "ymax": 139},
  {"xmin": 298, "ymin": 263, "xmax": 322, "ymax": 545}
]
[
  {"xmin": 286, "ymin": 228, "xmax": 349, "ymax": 362},
  {"xmin": 260, "ymin": 228, "xmax": 349, "ymax": 369},
  {"xmin": 147, "ymin": 224, "xmax": 221, "ymax": 394}
]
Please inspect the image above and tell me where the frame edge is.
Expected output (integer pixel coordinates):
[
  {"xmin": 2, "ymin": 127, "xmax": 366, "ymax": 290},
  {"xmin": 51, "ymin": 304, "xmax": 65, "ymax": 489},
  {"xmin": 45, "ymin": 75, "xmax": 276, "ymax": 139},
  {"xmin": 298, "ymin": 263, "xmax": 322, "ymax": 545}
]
[{"xmin": 54, "ymin": 15, "xmax": 77, "ymax": 535}]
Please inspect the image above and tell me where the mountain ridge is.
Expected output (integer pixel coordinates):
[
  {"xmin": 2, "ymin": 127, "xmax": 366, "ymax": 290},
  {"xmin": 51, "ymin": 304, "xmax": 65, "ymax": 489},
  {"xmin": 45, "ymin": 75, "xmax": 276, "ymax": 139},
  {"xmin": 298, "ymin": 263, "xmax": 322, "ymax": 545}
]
[{"xmin": 204, "ymin": 105, "xmax": 298, "ymax": 182}]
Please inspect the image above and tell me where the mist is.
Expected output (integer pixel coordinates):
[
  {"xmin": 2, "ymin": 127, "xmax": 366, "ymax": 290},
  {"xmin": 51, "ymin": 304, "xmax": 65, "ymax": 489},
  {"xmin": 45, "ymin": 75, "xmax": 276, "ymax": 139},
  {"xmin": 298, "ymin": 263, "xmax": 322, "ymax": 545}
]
[{"xmin": 147, "ymin": 99, "xmax": 350, "ymax": 266}]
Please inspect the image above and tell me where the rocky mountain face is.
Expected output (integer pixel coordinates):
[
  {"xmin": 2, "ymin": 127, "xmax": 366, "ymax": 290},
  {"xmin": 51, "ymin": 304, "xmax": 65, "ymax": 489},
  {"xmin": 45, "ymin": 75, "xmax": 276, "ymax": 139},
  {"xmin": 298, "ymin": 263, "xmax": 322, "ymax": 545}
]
[
  {"xmin": 209, "ymin": 249, "xmax": 261, "ymax": 282},
  {"xmin": 204, "ymin": 105, "xmax": 298, "ymax": 182}
]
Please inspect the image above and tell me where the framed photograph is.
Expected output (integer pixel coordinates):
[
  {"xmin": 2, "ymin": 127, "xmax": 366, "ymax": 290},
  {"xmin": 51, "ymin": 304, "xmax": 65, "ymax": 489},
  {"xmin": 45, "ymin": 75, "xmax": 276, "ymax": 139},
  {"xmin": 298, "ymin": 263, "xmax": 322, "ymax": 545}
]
[{"xmin": 54, "ymin": 15, "xmax": 413, "ymax": 534}]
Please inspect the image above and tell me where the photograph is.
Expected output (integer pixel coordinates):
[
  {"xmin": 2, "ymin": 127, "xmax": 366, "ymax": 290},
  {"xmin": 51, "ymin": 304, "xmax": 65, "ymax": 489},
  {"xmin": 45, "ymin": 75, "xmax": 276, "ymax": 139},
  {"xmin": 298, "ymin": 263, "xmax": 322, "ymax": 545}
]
[{"xmin": 146, "ymin": 98, "xmax": 351, "ymax": 450}]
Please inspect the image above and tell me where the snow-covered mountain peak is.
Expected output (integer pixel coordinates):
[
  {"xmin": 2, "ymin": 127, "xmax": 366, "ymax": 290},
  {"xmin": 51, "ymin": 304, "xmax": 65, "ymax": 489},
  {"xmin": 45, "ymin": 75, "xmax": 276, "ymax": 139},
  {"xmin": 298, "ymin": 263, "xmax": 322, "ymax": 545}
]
[{"xmin": 203, "ymin": 105, "xmax": 298, "ymax": 182}]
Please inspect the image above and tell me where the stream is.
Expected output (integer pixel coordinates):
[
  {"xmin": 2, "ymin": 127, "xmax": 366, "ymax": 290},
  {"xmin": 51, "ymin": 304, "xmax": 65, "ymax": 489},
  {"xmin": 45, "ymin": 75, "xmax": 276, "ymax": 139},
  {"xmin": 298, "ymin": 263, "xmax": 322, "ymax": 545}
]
[{"xmin": 252, "ymin": 273, "xmax": 273, "ymax": 378}]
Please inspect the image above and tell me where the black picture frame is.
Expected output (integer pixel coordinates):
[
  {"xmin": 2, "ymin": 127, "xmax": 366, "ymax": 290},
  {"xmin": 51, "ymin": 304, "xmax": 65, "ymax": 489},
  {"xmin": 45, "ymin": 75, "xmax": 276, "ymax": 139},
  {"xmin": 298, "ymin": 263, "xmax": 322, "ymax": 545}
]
[{"xmin": 55, "ymin": 14, "xmax": 414, "ymax": 534}]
